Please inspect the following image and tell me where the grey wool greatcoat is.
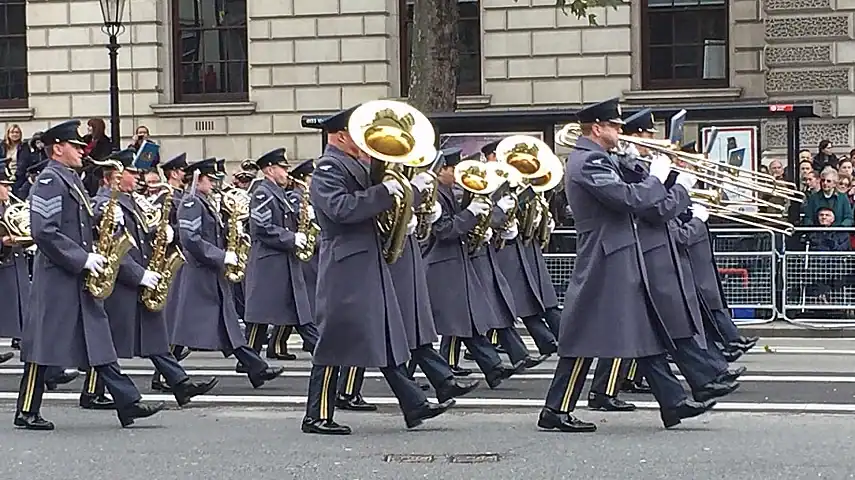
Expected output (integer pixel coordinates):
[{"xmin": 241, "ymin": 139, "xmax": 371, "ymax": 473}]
[
  {"xmin": 308, "ymin": 144, "xmax": 410, "ymax": 368},
  {"xmin": 154, "ymin": 188, "xmax": 186, "ymax": 342},
  {"xmin": 559, "ymin": 137, "xmax": 674, "ymax": 359},
  {"xmin": 469, "ymin": 206, "xmax": 517, "ymax": 328},
  {"xmin": 388, "ymin": 188, "xmax": 438, "ymax": 349},
  {"xmin": 495, "ymin": 239, "xmax": 543, "ymax": 318},
  {"xmin": 286, "ymin": 187, "xmax": 319, "ymax": 311},
  {"xmin": 171, "ymin": 192, "xmax": 246, "ymax": 352},
  {"xmin": 94, "ymin": 187, "xmax": 170, "ymax": 358},
  {"xmin": 22, "ymin": 160, "xmax": 118, "ymax": 367},
  {"xmin": 244, "ymin": 178, "xmax": 313, "ymax": 326},
  {"xmin": 0, "ymin": 202, "xmax": 30, "ymax": 338},
  {"xmin": 672, "ymin": 217, "xmax": 728, "ymax": 311},
  {"xmin": 424, "ymin": 183, "xmax": 494, "ymax": 338},
  {"xmin": 522, "ymin": 238, "xmax": 560, "ymax": 310}
]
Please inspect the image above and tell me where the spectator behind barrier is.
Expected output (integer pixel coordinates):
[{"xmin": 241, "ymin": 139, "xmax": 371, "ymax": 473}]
[
  {"xmin": 813, "ymin": 139, "xmax": 839, "ymax": 172},
  {"xmin": 803, "ymin": 167, "xmax": 854, "ymax": 227},
  {"xmin": 803, "ymin": 170, "xmax": 820, "ymax": 195},
  {"xmin": 807, "ymin": 207, "xmax": 850, "ymax": 251},
  {"xmin": 798, "ymin": 158, "xmax": 814, "ymax": 187},
  {"xmin": 840, "ymin": 158, "xmax": 854, "ymax": 178}
]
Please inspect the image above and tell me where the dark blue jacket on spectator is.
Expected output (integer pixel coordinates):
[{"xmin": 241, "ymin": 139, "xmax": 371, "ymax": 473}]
[{"xmin": 803, "ymin": 191, "xmax": 854, "ymax": 227}]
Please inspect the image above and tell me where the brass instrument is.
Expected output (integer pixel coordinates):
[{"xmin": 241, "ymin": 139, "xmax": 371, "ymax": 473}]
[
  {"xmin": 0, "ymin": 194, "xmax": 33, "ymax": 248},
  {"xmin": 555, "ymin": 122, "xmax": 798, "ymax": 235},
  {"xmin": 491, "ymin": 163, "xmax": 524, "ymax": 250},
  {"xmin": 348, "ymin": 99, "xmax": 436, "ymax": 264},
  {"xmin": 454, "ymin": 160, "xmax": 508, "ymax": 253},
  {"xmin": 290, "ymin": 178, "xmax": 320, "ymax": 262},
  {"xmin": 400, "ymin": 146, "xmax": 444, "ymax": 242},
  {"xmin": 140, "ymin": 188, "xmax": 185, "ymax": 311},
  {"xmin": 530, "ymin": 155, "xmax": 565, "ymax": 247},
  {"xmin": 131, "ymin": 191, "xmax": 162, "ymax": 229},
  {"xmin": 86, "ymin": 188, "xmax": 133, "ymax": 299},
  {"xmin": 220, "ymin": 187, "xmax": 251, "ymax": 283}
]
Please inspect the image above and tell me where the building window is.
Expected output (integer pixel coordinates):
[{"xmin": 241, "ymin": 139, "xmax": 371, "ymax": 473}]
[
  {"xmin": 0, "ymin": 0, "xmax": 28, "ymax": 108},
  {"xmin": 641, "ymin": 0, "xmax": 728, "ymax": 90},
  {"xmin": 400, "ymin": 0, "xmax": 482, "ymax": 97},
  {"xmin": 172, "ymin": 0, "xmax": 248, "ymax": 103}
]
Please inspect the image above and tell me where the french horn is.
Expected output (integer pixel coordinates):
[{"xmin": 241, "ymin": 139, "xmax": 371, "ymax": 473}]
[{"xmin": 348, "ymin": 99, "xmax": 436, "ymax": 263}]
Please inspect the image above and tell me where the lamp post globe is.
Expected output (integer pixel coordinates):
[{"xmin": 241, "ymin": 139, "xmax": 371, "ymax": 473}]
[{"xmin": 99, "ymin": 0, "xmax": 126, "ymax": 152}]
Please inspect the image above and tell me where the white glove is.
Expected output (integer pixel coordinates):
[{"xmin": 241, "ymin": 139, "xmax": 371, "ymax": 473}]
[
  {"xmin": 648, "ymin": 155, "xmax": 671, "ymax": 183},
  {"xmin": 84, "ymin": 253, "xmax": 107, "ymax": 276},
  {"xmin": 500, "ymin": 221, "xmax": 519, "ymax": 240},
  {"xmin": 224, "ymin": 251, "xmax": 239, "ymax": 266},
  {"xmin": 675, "ymin": 172, "xmax": 698, "ymax": 191},
  {"xmin": 690, "ymin": 203, "xmax": 710, "ymax": 223},
  {"xmin": 294, "ymin": 232, "xmax": 308, "ymax": 248},
  {"xmin": 139, "ymin": 270, "xmax": 161, "ymax": 289},
  {"xmin": 405, "ymin": 213, "xmax": 418, "ymax": 235},
  {"xmin": 496, "ymin": 195, "xmax": 515, "ymax": 213},
  {"xmin": 548, "ymin": 217, "xmax": 555, "ymax": 233},
  {"xmin": 466, "ymin": 201, "xmax": 490, "ymax": 216},
  {"xmin": 410, "ymin": 172, "xmax": 433, "ymax": 193},
  {"xmin": 307, "ymin": 205, "xmax": 316, "ymax": 220},
  {"xmin": 428, "ymin": 201, "xmax": 442, "ymax": 223},
  {"xmin": 113, "ymin": 208, "xmax": 124, "ymax": 225},
  {"xmin": 165, "ymin": 225, "xmax": 175, "ymax": 244},
  {"xmin": 383, "ymin": 179, "xmax": 404, "ymax": 198},
  {"xmin": 483, "ymin": 227, "xmax": 493, "ymax": 243}
]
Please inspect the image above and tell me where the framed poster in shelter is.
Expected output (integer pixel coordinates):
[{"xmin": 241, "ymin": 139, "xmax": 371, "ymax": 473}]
[
  {"xmin": 439, "ymin": 132, "xmax": 544, "ymax": 159},
  {"xmin": 700, "ymin": 125, "xmax": 760, "ymax": 212}
]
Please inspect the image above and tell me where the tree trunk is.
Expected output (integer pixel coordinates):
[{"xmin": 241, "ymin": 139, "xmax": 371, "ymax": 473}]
[{"xmin": 406, "ymin": 0, "xmax": 459, "ymax": 114}]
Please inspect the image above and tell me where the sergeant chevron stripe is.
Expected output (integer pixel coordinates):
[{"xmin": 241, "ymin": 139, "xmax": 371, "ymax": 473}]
[
  {"xmin": 250, "ymin": 208, "xmax": 272, "ymax": 225},
  {"xmin": 178, "ymin": 217, "xmax": 202, "ymax": 232},
  {"xmin": 30, "ymin": 195, "xmax": 63, "ymax": 219}
]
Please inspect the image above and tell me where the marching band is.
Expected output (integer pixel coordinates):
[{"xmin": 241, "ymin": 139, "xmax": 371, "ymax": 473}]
[{"xmin": 3, "ymin": 95, "xmax": 777, "ymax": 434}]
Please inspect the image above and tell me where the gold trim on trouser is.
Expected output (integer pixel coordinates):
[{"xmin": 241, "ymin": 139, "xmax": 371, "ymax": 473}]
[
  {"xmin": 86, "ymin": 368, "xmax": 98, "ymax": 395},
  {"xmin": 605, "ymin": 359, "xmax": 622, "ymax": 397},
  {"xmin": 247, "ymin": 324, "xmax": 260, "ymax": 351},
  {"xmin": 22, "ymin": 363, "xmax": 37, "ymax": 413},
  {"xmin": 559, "ymin": 358, "xmax": 585, "ymax": 412},
  {"xmin": 344, "ymin": 366, "xmax": 358, "ymax": 396},
  {"xmin": 320, "ymin": 366, "xmax": 333, "ymax": 420},
  {"xmin": 490, "ymin": 330, "xmax": 499, "ymax": 345},
  {"xmin": 273, "ymin": 326, "xmax": 286, "ymax": 356},
  {"xmin": 447, "ymin": 337, "xmax": 458, "ymax": 366},
  {"xmin": 627, "ymin": 360, "xmax": 638, "ymax": 382}
]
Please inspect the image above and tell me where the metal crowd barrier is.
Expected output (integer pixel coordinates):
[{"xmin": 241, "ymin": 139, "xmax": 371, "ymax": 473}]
[{"xmin": 544, "ymin": 228, "xmax": 777, "ymax": 324}]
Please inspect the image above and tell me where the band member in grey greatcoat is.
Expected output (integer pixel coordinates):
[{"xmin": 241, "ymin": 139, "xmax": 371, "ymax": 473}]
[
  {"xmin": 302, "ymin": 106, "xmax": 453, "ymax": 435},
  {"xmin": 90, "ymin": 151, "xmax": 218, "ymax": 406},
  {"xmin": 172, "ymin": 158, "xmax": 285, "ymax": 388},
  {"xmin": 242, "ymin": 148, "xmax": 319, "ymax": 372},
  {"xmin": 429, "ymin": 149, "xmax": 521, "ymax": 386},
  {"xmin": 537, "ymin": 99, "xmax": 716, "ymax": 433},
  {"xmin": 15, "ymin": 120, "xmax": 165, "ymax": 431},
  {"xmin": 0, "ymin": 166, "xmax": 27, "ymax": 364}
]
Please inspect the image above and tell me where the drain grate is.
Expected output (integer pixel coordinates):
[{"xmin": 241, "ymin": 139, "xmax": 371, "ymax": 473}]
[
  {"xmin": 448, "ymin": 453, "xmax": 501, "ymax": 464},
  {"xmin": 384, "ymin": 454, "xmax": 436, "ymax": 463},
  {"xmin": 384, "ymin": 453, "xmax": 501, "ymax": 464}
]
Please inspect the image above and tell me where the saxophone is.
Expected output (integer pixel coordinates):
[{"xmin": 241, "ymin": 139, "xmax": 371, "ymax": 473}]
[
  {"xmin": 140, "ymin": 188, "xmax": 186, "ymax": 311},
  {"xmin": 290, "ymin": 178, "xmax": 319, "ymax": 262},
  {"xmin": 85, "ymin": 188, "xmax": 133, "ymax": 299},
  {"xmin": 221, "ymin": 188, "xmax": 250, "ymax": 283}
]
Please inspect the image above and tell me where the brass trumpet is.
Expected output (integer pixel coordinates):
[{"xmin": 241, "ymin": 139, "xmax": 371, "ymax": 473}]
[
  {"xmin": 454, "ymin": 160, "xmax": 508, "ymax": 253},
  {"xmin": 348, "ymin": 99, "xmax": 436, "ymax": 264}
]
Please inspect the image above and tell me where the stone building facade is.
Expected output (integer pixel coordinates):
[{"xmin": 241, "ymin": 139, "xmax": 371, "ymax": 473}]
[{"xmin": 0, "ymin": 0, "xmax": 848, "ymax": 168}]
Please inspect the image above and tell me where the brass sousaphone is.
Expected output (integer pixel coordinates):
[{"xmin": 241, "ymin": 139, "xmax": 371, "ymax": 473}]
[{"xmin": 348, "ymin": 100, "xmax": 436, "ymax": 263}]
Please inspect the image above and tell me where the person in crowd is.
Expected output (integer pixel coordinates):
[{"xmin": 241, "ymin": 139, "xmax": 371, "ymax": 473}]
[
  {"xmin": 767, "ymin": 159, "xmax": 785, "ymax": 181},
  {"xmin": 837, "ymin": 174, "xmax": 851, "ymax": 196},
  {"xmin": 803, "ymin": 167, "xmax": 854, "ymax": 227},
  {"xmin": 804, "ymin": 170, "xmax": 821, "ymax": 194},
  {"xmin": 798, "ymin": 148, "xmax": 812, "ymax": 165},
  {"xmin": 760, "ymin": 158, "xmax": 789, "ymax": 215},
  {"xmin": 82, "ymin": 118, "xmax": 112, "ymax": 160},
  {"xmin": 799, "ymin": 159, "xmax": 815, "ymax": 188},
  {"xmin": 839, "ymin": 158, "xmax": 854, "ymax": 178},
  {"xmin": 1, "ymin": 124, "xmax": 23, "ymax": 173},
  {"xmin": 128, "ymin": 125, "xmax": 151, "ymax": 151},
  {"xmin": 813, "ymin": 139, "xmax": 839, "ymax": 172}
]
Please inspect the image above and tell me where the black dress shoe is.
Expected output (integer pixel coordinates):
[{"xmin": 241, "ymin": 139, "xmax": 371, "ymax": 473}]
[
  {"xmin": 10, "ymin": 338, "xmax": 20, "ymax": 350},
  {"xmin": 46, "ymin": 370, "xmax": 80, "ymax": 391},
  {"xmin": 739, "ymin": 335, "xmax": 759, "ymax": 345},
  {"xmin": 173, "ymin": 377, "xmax": 219, "ymax": 407},
  {"xmin": 117, "ymin": 401, "xmax": 166, "ymax": 428},
  {"xmin": 660, "ymin": 399, "xmax": 716, "ymax": 428},
  {"xmin": 693, "ymin": 380, "xmax": 740, "ymax": 402},
  {"xmin": 495, "ymin": 345, "xmax": 507, "ymax": 354},
  {"xmin": 302, "ymin": 343, "xmax": 313, "ymax": 353},
  {"xmin": 266, "ymin": 352, "xmax": 297, "ymax": 360},
  {"xmin": 718, "ymin": 366, "xmax": 747, "ymax": 383},
  {"xmin": 418, "ymin": 381, "xmax": 431, "ymax": 391},
  {"xmin": 150, "ymin": 376, "xmax": 171, "ymax": 393},
  {"xmin": 249, "ymin": 366, "xmax": 286, "ymax": 388},
  {"xmin": 522, "ymin": 354, "xmax": 550, "ymax": 369},
  {"xmin": 588, "ymin": 393, "xmax": 636, "ymax": 412},
  {"xmin": 0, "ymin": 351, "xmax": 14, "ymax": 364},
  {"xmin": 235, "ymin": 363, "xmax": 249, "ymax": 374},
  {"xmin": 14, "ymin": 412, "xmax": 54, "ymax": 431},
  {"xmin": 301, "ymin": 417, "xmax": 351, "ymax": 435},
  {"xmin": 537, "ymin": 408, "xmax": 597, "ymax": 432},
  {"xmin": 336, "ymin": 394, "xmax": 378, "ymax": 411},
  {"xmin": 404, "ymin": 399, "xmax": 454, "ymax": 428},
  {"xmin": 174, "ymin": 347, "xmax": 191, "ymax": 362},
  {"xmin": 721, "ymin": 349, "xmax": 744, "ymax": 363},
  {"xmin": 450, "ymin": 366, "xmax": 472, "ymax": 377},
  {"xmin": 485, "ymin": 361, "xmax": 522, "ymax": 389},
  {"xmin": 729, "ymin": 340, "xmax": 756, "ymax": 353},
  {"xmin": 621, "ymin": 380, "xmax": 653, "ymax": 394},
  {"xmin": 436, "ymin": 378, "xmax": 479, "ymax": 403},
  {"xmin": 463, "ymin": 351, "xmax": 474, "ymax": 361},
  {"xmin": 80, "ymin": 394, "xmax": 116, "ymax": 410}
]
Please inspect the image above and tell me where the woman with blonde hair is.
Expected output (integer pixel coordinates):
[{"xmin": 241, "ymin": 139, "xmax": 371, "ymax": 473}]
[{"xmin": 1, "ymin": 124, "xmax": 23, "ymax": 172}]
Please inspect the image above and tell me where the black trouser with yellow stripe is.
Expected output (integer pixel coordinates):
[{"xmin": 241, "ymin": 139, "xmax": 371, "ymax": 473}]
[
  {"xmin": 338, "ymin": 366, "xmax": 366, "ymax": 399},
  {"xmin": 18, "ymin": 362, "xmax": 142, "ymax": 415},
  {"xmin": 589, "ymin": 358, "xmax": 633, "ymax": 398},
  {"xmin": 544, "ymin": 355, "xmax": 686, "ymax": 413},
  {"xmin": 244, "ymin": 322, "xmax": 319, "ymax": 358},
  {"xmin": 439, "ymin": 335, "xmax": 503, "ymax": 375},
  {"xmin": 441, "ymin": 328, "xmax": 528, "ymax": 368}
]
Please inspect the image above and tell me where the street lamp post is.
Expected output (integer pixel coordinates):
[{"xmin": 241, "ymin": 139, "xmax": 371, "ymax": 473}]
[{"xmin": 99, "ymin": 0, "xmax": 127, "ymax": 152}]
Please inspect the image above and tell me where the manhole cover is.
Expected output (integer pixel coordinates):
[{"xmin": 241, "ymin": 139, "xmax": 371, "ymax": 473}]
[
  {"xmin": 448, "ymin": 453, "xmax": 501, "ymax": 463},
  {"xmin": 384, "ymin": 454, "xmax": 436, "ymax": 463}
]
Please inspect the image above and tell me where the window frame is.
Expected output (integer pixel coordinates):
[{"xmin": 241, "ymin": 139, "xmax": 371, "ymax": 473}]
[
  {"xmin": 171, "ymin": 0, "xmax": 249, "ymax": 104},
  {"xmin": 640, "ymin": 0, "xmax": 730, "ymax": 90},
  {"xmin": 399, "ymin": 0, "xmax": 482, "ymax": 97},
  {"xmin": 0, "ymin": 0, "xmax": 28, "ymax": 108}
]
